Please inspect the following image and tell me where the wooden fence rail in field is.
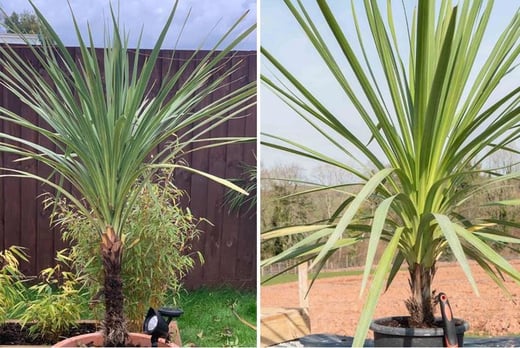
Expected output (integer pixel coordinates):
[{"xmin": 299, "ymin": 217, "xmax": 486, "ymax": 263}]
[{"xmin": 0, "ymin": 45, "xmax": 257, "ymax": 289}]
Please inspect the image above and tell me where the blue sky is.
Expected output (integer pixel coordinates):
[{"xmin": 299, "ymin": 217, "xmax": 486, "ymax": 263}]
[
  {"xmin": 0, "ymin": 0, "xmax": 257, "ymax": 49},
  {"xmin": 260, "ymin": 1, "xmax": 520, "ymax": 173}
]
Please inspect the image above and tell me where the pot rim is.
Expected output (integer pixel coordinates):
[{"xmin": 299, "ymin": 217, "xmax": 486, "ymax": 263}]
[
  {"xmin": 370, "ymin": 316, "xmax": 469, "ymax": 337},
  {"xmin": 52, "ymin": 331, "xmax": 176, "ymax": 347}
]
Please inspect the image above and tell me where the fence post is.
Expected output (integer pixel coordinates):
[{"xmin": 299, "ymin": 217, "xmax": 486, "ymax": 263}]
[{"xmin": 298, "ymin": 261, "xmax": 309, "ymax": 309}]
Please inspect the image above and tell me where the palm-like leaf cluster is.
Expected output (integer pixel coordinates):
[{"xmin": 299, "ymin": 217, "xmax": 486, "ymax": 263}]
[
  {"xmin": 0, "ymin": 2, "xmax": 254, "ymax": 237},
  {"xmin": 0, "ymin": 1, "xmax": 255, "ymax": 345},
  {"xmin": 261, "ymin": 0, "xmax": 520, "ymax": 344}
]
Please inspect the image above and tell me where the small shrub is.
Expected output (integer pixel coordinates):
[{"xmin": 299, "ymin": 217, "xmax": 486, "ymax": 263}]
[
  {"xmin": 13, "ymin": 249, "xmax": 87, "ymax": 342},
  {"xmin": 52, "ymin": 170, "xmax": 205, "ymax": 331},
  {"xmin": 0, "ymin": 246, "xmax": 27, "ymax": 321}
]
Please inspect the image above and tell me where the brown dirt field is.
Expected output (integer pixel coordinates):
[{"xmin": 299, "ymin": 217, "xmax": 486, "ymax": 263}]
[{"xmin": 261, "ymin": 260, "xmax": 520, "ymax": 338}]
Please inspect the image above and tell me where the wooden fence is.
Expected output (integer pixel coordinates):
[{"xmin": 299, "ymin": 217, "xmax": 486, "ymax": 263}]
[{"xmin": 0, "ymin": 46, "xmax": 257, "ymax": 289}]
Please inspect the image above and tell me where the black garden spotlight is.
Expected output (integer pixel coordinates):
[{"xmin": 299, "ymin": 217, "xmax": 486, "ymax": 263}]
[{"xmin": 143, "ymin": 307, "xmax": 184, "ymax": 347}]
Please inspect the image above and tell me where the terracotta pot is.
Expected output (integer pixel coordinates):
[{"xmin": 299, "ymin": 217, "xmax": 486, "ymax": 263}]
[{"xmin": 52, "ymin": 332, "xmax": 178, "ymax": 347}]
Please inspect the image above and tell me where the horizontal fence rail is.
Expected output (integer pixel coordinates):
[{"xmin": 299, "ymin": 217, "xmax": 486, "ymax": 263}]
[
  {"xmin": 261, "ymin": 255, "xmax": 364, "ymax": 278},
  {"xmin": 0, "ymin": 45, "xmax": 257, "ymax": 289}
]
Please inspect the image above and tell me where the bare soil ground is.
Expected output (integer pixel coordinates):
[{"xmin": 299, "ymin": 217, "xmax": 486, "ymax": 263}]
[
  {"xmin": 0, "ymin": 322, "xmax": 97, "ymax": 345},
  {"xmin": 261, "ymin": 260, "xmax": 520, "ymax": 338}
]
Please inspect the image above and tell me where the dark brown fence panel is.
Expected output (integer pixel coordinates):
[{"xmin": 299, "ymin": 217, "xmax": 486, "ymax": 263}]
[{"xmin": 0, "ymin": 46, "xmax": 257, "ymax": 290}]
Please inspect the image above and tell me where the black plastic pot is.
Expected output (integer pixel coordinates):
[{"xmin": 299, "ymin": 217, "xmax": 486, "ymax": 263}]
[
  {"xmin": 299, "ymin": 334, "xmax": 353, "ymax": 347},
  {"xmin": 369, "ymin": 316, "xmax": 469, "ymax": 347}
]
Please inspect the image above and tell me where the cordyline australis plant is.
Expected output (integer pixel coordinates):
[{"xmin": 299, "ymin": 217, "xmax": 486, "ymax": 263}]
[
  {"xmin": 0, "ymin": 1, "xmax": 255, "ymax": 346},
  {"xmin": 261, "ymin": 0, "xmax": 520, "ymax": 345}
]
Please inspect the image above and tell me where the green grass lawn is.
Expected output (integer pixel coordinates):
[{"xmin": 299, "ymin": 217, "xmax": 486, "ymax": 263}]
[{"xmin": 176, "ymin": 287, "xmax": 256, "ymax": 347}]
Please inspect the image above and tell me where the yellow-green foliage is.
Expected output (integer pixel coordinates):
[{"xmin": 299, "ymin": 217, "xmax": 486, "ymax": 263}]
[
  {"xmin": 0, "ymin": 246, "xmax": 27, "ymax": 321},
  {"xmin": 52, "ymin": 170, "xmax": 204, "ymax": 331},
  {"xmin": 14, "ymin": 249, "xmax": 85, "ymax": 342}
]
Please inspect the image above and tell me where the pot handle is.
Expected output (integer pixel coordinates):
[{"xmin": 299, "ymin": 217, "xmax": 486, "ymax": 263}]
[{"xmin": 438, "ymin": 292, "xmax": 458, "ymax": 348}]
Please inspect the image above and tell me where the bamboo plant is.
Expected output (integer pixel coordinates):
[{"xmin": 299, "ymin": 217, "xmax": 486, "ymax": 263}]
[
  {"xmin": 0, "ymin": 1, "xmax": 255, "ymax": 346},
  {"xmin": 261, "ymin": 0, "xmax": 520, "ymax": 345}
]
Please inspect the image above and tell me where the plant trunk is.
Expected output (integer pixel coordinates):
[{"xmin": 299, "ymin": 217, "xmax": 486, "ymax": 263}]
[
  {"xmin": 406, "ymin": 263, "xmax": 435, "ymax": 327},
  {"xmin": 101, "ymin": 226, "xmax": 128, "ymax": 346}
]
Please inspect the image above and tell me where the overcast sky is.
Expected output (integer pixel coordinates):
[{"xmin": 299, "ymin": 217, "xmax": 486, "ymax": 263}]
[
  {"xmin": 260, "ymin": 1, "xmax": 520, "ymax": 174},
  {"xmin": 0, "ymin": 0, "xmax": 256, "ymax": 49}
]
